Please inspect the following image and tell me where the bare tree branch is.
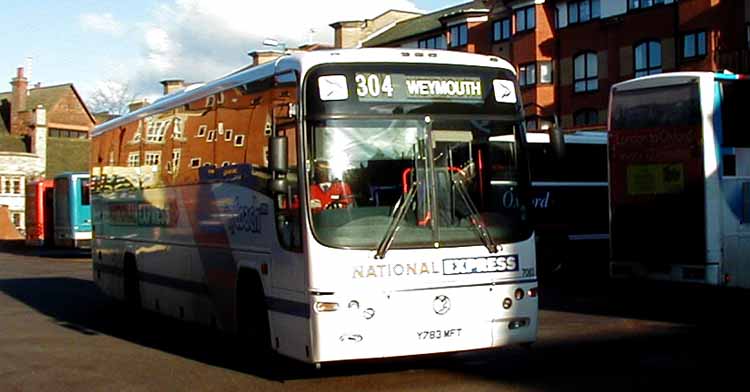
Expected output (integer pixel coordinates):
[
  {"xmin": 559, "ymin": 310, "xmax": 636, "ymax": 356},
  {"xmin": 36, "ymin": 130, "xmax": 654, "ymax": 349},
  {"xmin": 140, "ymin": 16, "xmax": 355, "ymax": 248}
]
[{"xmin": 86, "ymin": 80, "xmax": 140, "ymax": 116}]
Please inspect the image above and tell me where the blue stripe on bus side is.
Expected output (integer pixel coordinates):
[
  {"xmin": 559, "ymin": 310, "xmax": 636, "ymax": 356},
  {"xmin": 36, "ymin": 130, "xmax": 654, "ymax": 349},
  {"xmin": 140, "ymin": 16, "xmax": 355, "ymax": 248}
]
[{"xmin": 93, "ymin": 263, "xmax": 310, "ymax": 318}]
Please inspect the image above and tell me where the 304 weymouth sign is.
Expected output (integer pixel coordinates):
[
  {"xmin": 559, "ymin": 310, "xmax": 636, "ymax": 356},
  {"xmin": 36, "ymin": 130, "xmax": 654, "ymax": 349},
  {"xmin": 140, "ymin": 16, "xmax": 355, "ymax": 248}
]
[{"xmin": 354, "ymin": 73, "xmax": 484, "ymax": 103}]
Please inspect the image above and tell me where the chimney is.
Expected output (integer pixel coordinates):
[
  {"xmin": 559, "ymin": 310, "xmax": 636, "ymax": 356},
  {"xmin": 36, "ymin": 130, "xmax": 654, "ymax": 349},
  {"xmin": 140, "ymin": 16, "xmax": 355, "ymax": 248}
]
[
  {"xmin": 160, "ymin": 79, "xmax": 185, "ymax": 95},
  {"xmin": 10, "ymin": 67, "xmax": 28, "ymax": 135},
  {"xmin": 128, "ymin": 99, "xmax": 150, "ymax": 113},
  {"xmin": 31, "ymin": 105, "xmax": 47, "ymax": 169}
]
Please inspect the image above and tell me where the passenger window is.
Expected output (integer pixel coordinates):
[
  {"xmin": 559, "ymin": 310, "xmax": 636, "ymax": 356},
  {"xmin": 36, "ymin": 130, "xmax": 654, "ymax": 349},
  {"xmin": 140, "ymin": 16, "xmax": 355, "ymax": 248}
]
[{"xmin": 273, "ymin": 73, "xmax": 302, "ymax": 252}]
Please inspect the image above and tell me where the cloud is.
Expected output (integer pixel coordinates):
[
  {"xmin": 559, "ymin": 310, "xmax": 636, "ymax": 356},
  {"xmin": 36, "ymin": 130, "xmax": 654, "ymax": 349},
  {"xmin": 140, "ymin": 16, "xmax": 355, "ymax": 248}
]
[
  {"xmin": 121, "ymin": 0, "xmax": 422, "ymax": 96},
  {"xmin": 80, "ymin": 13, "xmax": 124, "ymax": 36}
]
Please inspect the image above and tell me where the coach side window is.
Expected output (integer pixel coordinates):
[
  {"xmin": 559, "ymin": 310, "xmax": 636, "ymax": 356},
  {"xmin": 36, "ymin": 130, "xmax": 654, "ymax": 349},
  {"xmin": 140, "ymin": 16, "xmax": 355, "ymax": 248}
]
[
  {"xmin": 720, "ymin": 80, "xmax": 750, "ymax": 177},
  {"xmin": 272, "ymin": 73, "xmax": 302, "ymax": 252}
]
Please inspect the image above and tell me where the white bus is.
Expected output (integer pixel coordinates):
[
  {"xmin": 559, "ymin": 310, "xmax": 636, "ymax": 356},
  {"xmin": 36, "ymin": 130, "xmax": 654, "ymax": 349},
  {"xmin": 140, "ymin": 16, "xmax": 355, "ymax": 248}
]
[
  {"xmin": 608, "ymin": 72, "xmax": 750, "ymax": 287},
  {"xmin": 90, "ymin": 49, "xmax": 540, "ymax": 365}
]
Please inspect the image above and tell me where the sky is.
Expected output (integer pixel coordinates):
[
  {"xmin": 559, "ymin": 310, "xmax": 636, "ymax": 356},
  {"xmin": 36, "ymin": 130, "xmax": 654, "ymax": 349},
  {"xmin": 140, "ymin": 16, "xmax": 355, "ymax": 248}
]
[{"xmin": 0, "ymin": 0, "xmax": 470, "ymax": 110}]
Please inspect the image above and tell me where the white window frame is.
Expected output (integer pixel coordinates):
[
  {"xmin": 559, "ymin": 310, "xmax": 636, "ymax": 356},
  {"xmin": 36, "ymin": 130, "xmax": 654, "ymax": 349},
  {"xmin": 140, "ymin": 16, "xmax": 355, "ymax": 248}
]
[
  {"xmin": 207, "ymin": 130, "xmax": 216, "ymax": 142},
  {"xmin": 234, "ymin": 134, "xmax": 246, "ymax": 147},
  {"xmin": 170, "ymin": 148, "xmax": 181, "ymax": 173},
  {"xmin": 146, "ymin": 120, "xmax": 170, "ymax": 143},
  {"xmin": 224, "ymin": 129, "xmax": 233, "ymax": 142},
  {"xmin": 127, "ymin": 152, "xmax": 140, "ymax": 167},
  {"xmin": 144, "ymin": 151, "xmax": 161, "ymax": 166},
  {"xmin": 172, "ymin": 117, "xmax": 185, "ymax": 140},
  {"xmin": 221, "ymin": 161, "xmax": 231, "ymax": 167},
  {"xmin": 0, "ymin": 176, "xmax": 24, "ymax": 195},
  {"xmin": 196, "ymin": 125, "xmax": 207, "ymax": 137},
  {"xmin": 206, "ymin": 95, "xmax": 215, "ymax": 107},
  {"xmin": 189, "ymin": 158, "xmax": 201, "ymax": 168},
  {"xmin": 11, "ymin": 211, "xmax": 23, "ymax": 228}
]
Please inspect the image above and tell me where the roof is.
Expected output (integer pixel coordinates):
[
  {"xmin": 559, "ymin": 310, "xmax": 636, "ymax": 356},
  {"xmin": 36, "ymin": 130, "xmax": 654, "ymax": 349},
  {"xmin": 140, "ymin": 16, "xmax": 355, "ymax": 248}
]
[
  {"xmin": 0, "ymin": 134, "xmax": 27, "ymax": 153},
  {"xmin": 0, "ymin": 83, "xmax": 97, "ymax": 124},
  {"xmin": 46, "ymin": 138, "xmax": 90, "ymax": 178},
  {"xmin": 363, "ymin": 2, "xmax": 477, "ymax": 47}
]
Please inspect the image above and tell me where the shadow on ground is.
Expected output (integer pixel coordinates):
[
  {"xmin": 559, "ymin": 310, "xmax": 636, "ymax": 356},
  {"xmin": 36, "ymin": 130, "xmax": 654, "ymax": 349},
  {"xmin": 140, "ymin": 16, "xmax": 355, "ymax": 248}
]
[
  {"xmin": 0, "ymin": 240, "xmax": 90, "ymax": 259},
  {"xmin": 2, "ymin": 272, "xmax": 748, "ymax": 390}
]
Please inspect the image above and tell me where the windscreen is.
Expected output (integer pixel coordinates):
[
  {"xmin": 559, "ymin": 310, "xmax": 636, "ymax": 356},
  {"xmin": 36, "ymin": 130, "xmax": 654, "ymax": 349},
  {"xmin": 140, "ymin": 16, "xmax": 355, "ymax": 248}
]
[{"xmin": 304, "ymin": 63, "xmax": 531, "ymax": 251}]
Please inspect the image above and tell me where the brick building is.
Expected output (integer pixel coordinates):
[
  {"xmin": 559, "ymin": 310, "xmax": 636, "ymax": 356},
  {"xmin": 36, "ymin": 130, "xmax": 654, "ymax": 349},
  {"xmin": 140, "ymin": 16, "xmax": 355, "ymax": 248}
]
[
  {"xmin": 0, "ymin": 67, "xmax": 96, "ymax": 233},
  {"xmin": 334, "ymin": 0, "xmax": 750, "ymax": 131}
]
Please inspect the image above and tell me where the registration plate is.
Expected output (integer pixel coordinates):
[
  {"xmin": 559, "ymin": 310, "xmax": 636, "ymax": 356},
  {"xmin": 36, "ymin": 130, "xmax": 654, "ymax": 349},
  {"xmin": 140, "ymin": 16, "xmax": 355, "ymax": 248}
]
[{"xmin": 416, "ymin": 328, "xmax": 463, "ymax": 340}]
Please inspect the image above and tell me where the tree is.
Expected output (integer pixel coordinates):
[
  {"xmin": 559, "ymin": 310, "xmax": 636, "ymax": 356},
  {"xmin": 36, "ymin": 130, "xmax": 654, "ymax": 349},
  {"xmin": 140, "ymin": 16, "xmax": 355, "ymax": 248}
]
[{"xmin": 86, "ymin": 80, "xmax": 139, "ymax": 116}]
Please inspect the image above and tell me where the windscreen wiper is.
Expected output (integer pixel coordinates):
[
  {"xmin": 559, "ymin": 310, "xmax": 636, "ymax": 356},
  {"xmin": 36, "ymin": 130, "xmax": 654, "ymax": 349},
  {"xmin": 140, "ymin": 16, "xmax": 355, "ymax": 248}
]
[
  {"xmin": 451, "ymin": 172, "xmax": 499, "ymax": 254},
  {"xmin": 374, "ymin": 182, "xmax": 417, "ymax": 259}
]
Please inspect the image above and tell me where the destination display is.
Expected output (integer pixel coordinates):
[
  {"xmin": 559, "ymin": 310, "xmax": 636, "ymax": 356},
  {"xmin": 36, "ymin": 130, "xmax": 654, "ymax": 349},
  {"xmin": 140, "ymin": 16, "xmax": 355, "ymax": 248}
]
[{"xmin": 318, "ymin": 73, "xmax": 516, "ymax": 104}]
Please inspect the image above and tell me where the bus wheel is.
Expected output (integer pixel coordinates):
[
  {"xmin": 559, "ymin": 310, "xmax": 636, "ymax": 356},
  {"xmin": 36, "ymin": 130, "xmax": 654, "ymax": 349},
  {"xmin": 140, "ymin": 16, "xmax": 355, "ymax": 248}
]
[
  {"xmin": 123, "ymin": 253, "xmax": 141, "ymax": 309},
  {"xmin": 237, "ymin": 269, "xmax": 272, "ymax": 359}
]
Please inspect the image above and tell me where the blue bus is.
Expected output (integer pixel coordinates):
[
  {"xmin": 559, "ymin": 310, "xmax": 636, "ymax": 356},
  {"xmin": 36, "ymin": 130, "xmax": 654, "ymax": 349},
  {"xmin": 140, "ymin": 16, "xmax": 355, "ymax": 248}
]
[{"xmin": 53, "ymin": 172, "xmax": 92, "ymax": 248}]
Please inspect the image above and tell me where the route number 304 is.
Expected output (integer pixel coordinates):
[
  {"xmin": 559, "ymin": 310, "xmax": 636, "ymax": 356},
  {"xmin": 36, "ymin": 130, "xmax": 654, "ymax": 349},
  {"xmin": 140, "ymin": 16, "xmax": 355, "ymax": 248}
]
[{"xmin": 355, "ymin": 74, "xmax": 394, "ymax": 98}]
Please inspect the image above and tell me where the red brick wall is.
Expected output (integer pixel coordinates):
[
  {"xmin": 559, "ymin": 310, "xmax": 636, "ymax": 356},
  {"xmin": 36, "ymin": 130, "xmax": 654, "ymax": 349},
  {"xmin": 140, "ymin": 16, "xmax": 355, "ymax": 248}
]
[{"xmin": 48, "ymin": 89, "xmax": 96, "ymax": 130}]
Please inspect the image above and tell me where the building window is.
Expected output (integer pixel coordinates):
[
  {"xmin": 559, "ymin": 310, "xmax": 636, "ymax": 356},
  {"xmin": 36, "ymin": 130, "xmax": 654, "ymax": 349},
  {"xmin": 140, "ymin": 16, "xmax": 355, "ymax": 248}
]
[
  {"xmin": 493, "ymin": 18, "xmax": 511, "ymax": 42},
  {"xmin": 568, "ymin": 0, "xmax": 600, "ymax": 24},
  {"xmin": 189, "ymin": 158, "xmax": 201, "ymax": 168},
  {"xmin": 217, "ymin": 92, "xmax": 225, "ymax": 105},
  {"xmin": 519, "ymin": 63, "xmax": 536, "ymax": 87},
  {"xmin": 206, "ymin": 95, "xmax": 215, "ymax": 107},
  {"xmin": 635, "ymin": 40, "xmax": 662, "ymax": 77},
  {"xmin": 629, "ymin": 0, "xmax": 665, "ymax": 11},
  {"xmin": 207, "ymin": 130, "xmax": 216, "ymax": 142},
  {"xmin": 524, "ymin": 117, "xmax": 553, "ymax": 131},
  {"xmin": 13, "ymin": 177, "xmax": 22, "ymax": 194},
  {"xmin": 234, "ymin": 134, "xmax": 245, "ymax": 147},
  {"xmin": 196, "ymin": 125, "xmax": 207, "ymax": 137},
  {"xmin": 418, "ymin": 35, "xmax": 447, "ymax": 49},
  {"xmin": 449, "ymin": 23, "xmax": 468, "ymax": 48},
  {"xmin": 224, "ymin": 129, "xmax": 233, "ymax": 142},
  {"xmin": 146, "ymin": 120, "xmax": 170, "ymax": 143},
  {"xmin": 11, "ymin": 212, "xmax": 22, "ymax": 228},
  {"xmin": 574, "ymin": 109, "xmax": 600, "ymax": 126},
  {"xmin": 221, "ymin": 161, "xmax": 231, "ymax": 167},
  {"xmin": 515, "ymin": 6, "xmax": 536, "ymax": 33},
  {"xmin": 574, "ymin": 52, "xmax": 598, "ymax": 92},
  {"xmin": 144, "ymin": 151, "xmax": 161, "ymax": 166},
  {"xmin": 172, "ymin": 118, "xmax": 184, "ymax": 140},
  {"xmin": 48, "ymin": 129, "xmax": 87, "ymax": 139},
  {"xmin": 170, "ymin": 149, "xmax": 181, "ymax": 173},
  {"xmin": 1, "ymin": 176, "xmax": 24, "ymax": 195},
  {"xmin": 539, "ymin": 61, "xmax": 553, "ymax": 84},
  {"xmin": 682, "ymin": 31, "xmax": 707, "ymax": 59},
  {"xmin": 127, "ymin": 152, "xmax": 140, "ymax": 167}
]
